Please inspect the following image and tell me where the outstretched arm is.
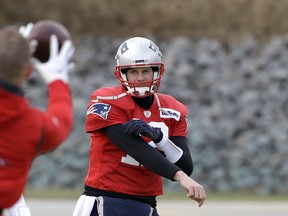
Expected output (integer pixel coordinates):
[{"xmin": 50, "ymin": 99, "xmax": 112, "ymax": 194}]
[{"xmin": 33, "ymin": 35, "xmax": 75, "ymax": 153}]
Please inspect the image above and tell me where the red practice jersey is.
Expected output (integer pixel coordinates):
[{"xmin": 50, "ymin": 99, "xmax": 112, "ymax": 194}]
[
  {"xmin": 0, "ymin": 80, "xmax": 73, "ymax": 208},
  {"xmin": 85, "ymin": 86, "xmax": 188, "ymax": 197}
]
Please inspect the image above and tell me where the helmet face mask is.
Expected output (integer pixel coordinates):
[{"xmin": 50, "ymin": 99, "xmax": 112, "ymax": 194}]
[{"xmin": 114, "ymin": 37, "xmax": 165, "ymax": 97}]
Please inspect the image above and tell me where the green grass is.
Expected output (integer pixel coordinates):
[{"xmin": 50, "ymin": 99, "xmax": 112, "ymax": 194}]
[{"xmin": 25, "ymin": 187, "xmax": 288, "ymax": 201}]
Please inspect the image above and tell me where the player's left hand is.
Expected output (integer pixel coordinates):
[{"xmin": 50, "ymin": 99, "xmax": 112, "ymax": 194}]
[
  {"xmin": 123, "ymin": 119, "xmax": 163, "ymax": 142},
  {"xmin": 174, "ymin": 171, "xmax": 206, "ymax": 207}
]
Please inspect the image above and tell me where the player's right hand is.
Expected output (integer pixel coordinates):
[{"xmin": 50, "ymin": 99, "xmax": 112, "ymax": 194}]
[
  {"xmin": 18, "ymin": 23, "xmax": 38, "ymax": 54},
  {"xmin": 19, "ymin": 23, "xmax": 33, "ymax": 38},
  {"xmin": 34, "ymin": 35, "xmax": 75, "ymax": 84}
]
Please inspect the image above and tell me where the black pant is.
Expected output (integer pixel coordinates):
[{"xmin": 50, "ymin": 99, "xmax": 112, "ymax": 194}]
[{"xmin": 89, "ymin": 196, "xmax": 159, "ymax": 216}]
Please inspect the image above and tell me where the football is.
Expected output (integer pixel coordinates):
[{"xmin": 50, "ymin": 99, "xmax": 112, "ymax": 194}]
[{"xmin": 29, "ymin": 20, "xmax": 71, "ymax": 62}]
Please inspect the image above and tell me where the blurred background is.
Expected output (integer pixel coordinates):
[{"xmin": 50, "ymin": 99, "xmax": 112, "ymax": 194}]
[{"xmin": 1, "ymin": 0, "xmax": 288, "ymax": 198}]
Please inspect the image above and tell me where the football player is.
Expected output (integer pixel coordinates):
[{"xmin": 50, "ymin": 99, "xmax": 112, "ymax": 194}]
[
  {"xmin": 0, "ymin": 25, "xmax": 74, "ymax": 215},
  {"xmin": 73, "ymin": 37, "xmax": 206, "ymax": 216}
]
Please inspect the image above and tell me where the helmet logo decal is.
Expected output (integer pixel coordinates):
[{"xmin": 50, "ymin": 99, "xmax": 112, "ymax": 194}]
[
  {"xmin": 120, "ymin": 42, "xmax": 129, "ymax": 54},
  {"xmin": 149, "ymin": 42, "xmax": 158, "ymax": 54}
]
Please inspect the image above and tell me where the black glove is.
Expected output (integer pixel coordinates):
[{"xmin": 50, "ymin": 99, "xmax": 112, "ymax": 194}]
[{"xmin": 123, "ymin": 119, "xmax": 163, "ymax": 143}]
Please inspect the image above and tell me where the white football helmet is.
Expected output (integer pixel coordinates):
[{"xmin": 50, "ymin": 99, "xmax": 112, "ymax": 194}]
[{"xmin": 114, "ymin": 37, "xmax": 165, "ymax": 97}]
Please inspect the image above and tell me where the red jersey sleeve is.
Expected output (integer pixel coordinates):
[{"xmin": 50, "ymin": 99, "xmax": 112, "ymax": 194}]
[{"xmin": 37, "ymin": 80, "xmax": 73, "ymax": 153}]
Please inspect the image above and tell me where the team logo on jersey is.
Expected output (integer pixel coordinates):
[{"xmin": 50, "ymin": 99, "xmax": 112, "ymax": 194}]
[
  {"xmin": 160, "ymin": 108, "xmax": 180, "ymax": 121},
  {"xmin": 87, "ymin": 103, "xmax": 111, "ymax": 120}
]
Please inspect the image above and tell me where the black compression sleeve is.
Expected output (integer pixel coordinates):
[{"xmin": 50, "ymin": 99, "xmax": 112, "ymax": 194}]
[
  {"xmin": 170, "ymin": 136, "xmax": 193, "ymax": 176},
  {"xmin": 103, "ymin": 124, "xmax": 181, "ymax": 180}
]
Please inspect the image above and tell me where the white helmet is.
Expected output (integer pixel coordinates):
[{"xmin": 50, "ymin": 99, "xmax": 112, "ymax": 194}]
[{"xmin": 114, "ymin": 37, "xmax": 165, "ymax": 97}]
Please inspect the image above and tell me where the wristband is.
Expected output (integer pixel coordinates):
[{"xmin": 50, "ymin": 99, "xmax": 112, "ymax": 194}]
[{"xmin": 154, "ymin": 136, "xmax": 183, "ymax": 163}]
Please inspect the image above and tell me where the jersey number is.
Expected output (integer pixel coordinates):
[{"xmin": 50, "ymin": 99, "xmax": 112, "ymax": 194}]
[{"xmin": 121, "ymin": 121, "xmax": 168, "ymax": 166}]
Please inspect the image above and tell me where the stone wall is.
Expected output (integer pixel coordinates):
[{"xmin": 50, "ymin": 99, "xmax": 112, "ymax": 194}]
[{"xmin": 26, "ymin": 35, "xmax": 288, "ymax": 194}]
